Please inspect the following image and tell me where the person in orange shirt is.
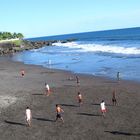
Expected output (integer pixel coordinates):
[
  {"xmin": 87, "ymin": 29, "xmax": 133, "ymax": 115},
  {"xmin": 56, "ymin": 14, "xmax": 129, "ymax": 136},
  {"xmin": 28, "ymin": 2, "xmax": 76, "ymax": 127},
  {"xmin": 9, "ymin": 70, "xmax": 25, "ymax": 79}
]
[
  {"xmin": 77, "ymin": 92, "xmax": 82, "ymax": 106},
  {"xmin": 55, "ymin": 104, "xmax": 64, "ymax": 123}
]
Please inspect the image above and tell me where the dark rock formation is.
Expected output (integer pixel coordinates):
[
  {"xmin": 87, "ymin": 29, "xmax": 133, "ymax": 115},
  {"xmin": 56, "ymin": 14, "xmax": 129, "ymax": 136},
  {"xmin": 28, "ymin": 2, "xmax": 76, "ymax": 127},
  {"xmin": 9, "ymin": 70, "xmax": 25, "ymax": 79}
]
[{"xmin": 0, "ymin": 38, "xmax": 77, "ymax": 55}]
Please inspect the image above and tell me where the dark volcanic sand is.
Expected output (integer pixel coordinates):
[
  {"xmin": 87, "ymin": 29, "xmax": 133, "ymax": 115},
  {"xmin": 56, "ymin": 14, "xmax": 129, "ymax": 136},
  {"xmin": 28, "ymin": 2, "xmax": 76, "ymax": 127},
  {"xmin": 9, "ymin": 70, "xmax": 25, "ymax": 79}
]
[{"xmin": 0, "ymin": 58, "xmax": 140, "ymax": 140}]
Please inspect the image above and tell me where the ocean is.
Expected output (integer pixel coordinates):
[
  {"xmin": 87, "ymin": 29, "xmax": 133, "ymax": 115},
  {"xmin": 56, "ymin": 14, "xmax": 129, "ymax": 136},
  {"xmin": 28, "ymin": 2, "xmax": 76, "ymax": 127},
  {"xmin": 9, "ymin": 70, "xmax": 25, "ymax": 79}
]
[{"xmin": 12, "ymin": 27, "xmax": 140, "ymax": 82}]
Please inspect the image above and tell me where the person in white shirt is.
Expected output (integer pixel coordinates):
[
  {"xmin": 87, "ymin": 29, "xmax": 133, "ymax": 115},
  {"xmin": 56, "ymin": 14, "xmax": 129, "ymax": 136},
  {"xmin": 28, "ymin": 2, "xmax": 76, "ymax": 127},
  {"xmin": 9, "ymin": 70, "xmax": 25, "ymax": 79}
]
[
  {"xmin": 25, "ymin": 107, "xmax": 32, "ymax": 127},
  {"xmin": 100, "ymin": 100, "xmax": 106, "ymax": 117},
  {"xmin": 45, "ymin": 83, "xmax": 50, "ymax": 96},
  {"xmin": 77, "ymin": 92, "xmax": 82, "ymax": 106}
]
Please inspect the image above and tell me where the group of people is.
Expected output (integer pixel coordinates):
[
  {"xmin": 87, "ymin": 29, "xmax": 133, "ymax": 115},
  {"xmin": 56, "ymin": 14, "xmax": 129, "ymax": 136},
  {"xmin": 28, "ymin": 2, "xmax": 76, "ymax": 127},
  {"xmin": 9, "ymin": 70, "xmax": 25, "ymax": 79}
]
[
  {"xmin": 23, "ymin": 71, "xmax": 118, "ymax": 127},
  {"xmin": 25, "ymin": 104, "xmax": 65, "ymax": 127}
]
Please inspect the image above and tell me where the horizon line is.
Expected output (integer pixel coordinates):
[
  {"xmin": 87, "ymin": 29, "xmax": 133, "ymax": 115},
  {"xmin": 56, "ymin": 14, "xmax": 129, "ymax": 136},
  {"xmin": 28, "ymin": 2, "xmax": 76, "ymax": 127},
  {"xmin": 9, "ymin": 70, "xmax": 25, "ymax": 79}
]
[{"xmin": 26, "ymin": 26, "xmax": 140, "ymax": 39}]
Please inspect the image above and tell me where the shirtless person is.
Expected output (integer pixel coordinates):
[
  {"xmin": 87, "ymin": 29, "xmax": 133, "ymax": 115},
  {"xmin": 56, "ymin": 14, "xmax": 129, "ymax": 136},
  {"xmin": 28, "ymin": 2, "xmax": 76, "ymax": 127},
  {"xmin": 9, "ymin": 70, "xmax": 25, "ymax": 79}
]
[
  {"xmin": 77, "ymin": 92, "xmax": 82, "ymax": 106},
  {"xmin": 45, "ymin": 83, "xmax": 50, "ymax": 96},
  {"xmin": 25, "ymin": 107, "xmax": 32, "ymax": 127},
  {"xmin": 76, "ymin": 76, "xmax": 80, "ymax": 86},
  {"xmin": 21, "ymin": 69, "xmax": 25, "ymax": 77},
  {"xmin": 112, "ymin": 89, "xmax": 117, "ymax": 106},
  {"xmin": 55, "ymin": 104, "xmax": 64, "ymax": 123}
]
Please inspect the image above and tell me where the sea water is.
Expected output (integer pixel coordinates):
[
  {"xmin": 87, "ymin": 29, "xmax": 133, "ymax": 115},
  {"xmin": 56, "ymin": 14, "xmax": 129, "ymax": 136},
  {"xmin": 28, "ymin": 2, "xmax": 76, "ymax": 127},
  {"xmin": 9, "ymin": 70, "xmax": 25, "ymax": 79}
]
[{"xmin": 12, "ymin": 27, "xmax": 140, "ymax": 82}]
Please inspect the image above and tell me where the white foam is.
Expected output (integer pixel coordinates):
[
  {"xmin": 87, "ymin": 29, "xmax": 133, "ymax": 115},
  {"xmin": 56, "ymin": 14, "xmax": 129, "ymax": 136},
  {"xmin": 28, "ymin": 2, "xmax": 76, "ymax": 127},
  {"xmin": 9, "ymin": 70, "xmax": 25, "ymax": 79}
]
[{"xmin": 52, "ymin": 42, "xmax": 140, "ymax": 55}]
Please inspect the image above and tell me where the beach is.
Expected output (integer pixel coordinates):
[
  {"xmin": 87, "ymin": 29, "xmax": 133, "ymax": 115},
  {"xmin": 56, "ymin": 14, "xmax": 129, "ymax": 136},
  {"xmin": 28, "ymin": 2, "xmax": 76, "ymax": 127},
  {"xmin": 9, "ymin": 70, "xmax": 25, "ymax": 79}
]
[{"xmin": 0, "ymin": 58, "xmax": 140, "ymax": 140}]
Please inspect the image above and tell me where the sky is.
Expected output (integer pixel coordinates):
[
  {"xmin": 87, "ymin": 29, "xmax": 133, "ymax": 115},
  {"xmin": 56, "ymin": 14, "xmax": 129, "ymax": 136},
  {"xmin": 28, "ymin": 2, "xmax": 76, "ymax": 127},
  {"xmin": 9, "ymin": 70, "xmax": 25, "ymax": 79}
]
[{"xmin": 0, "ymin": 0, "xmax": 140, "ymax": 38}]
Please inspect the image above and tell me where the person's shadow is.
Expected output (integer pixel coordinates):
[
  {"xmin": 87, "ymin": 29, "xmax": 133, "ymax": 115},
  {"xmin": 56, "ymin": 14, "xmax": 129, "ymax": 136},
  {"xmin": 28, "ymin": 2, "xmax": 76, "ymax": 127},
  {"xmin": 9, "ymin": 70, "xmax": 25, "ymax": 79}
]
[
  {"xmin": 60, "ymin": 103, "xmax": 78, "ymax": 107},
  {"xmin": 4, "ymin": 120, "xmax": 25, "ymax": 126},
  {"xmin": 32, "ymin": 93, "xmax": 43, "ymax": 95},
  {"xmin": 33, "ymin": 117, "xmax": 55, "ymax": 122},
  {"xmin": 105, "ymin": 131, "xmax": 140, "ymax": 136},
  {"xmin": 77, "ymin": 113, "xmax": 101, "ymax": 117}
]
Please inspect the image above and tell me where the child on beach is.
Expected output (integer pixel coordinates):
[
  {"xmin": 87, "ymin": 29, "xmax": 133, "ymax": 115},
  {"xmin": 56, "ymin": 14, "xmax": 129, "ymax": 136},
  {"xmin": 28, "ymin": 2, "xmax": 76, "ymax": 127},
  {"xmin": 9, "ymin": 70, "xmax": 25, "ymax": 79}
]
[
  {"xmin": 77, "ymin": 92, "xmax": 82, "ymax": 106},
  {"xmin": 112, "ymin": 89, "xmax": 117, "ymax": 106},
  {"xmin": 21, "ymin": 69, "xmax": 25, "ymax": 77},
  {"xmin": 100, "ymin": 100, "xmax": 106, "ymax": 117},
  {"xmin": 45, "ymin": 83, "xmax": 51, "ymax": 96},
  {"xmin": 55, "ymin": 104, "xmax": 64, "ymax": 123},
  {"xmin": 25, "ymin": 107, "xmax": 32, "ymax": 127}
]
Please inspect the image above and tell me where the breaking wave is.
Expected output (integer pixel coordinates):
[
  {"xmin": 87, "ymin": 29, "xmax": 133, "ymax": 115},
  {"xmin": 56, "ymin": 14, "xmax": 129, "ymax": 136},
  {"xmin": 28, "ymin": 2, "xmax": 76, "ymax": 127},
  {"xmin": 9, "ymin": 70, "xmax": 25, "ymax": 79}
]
[{"xmin": 52, "ymin": 42, "xmax": 140, "ymax": 55}]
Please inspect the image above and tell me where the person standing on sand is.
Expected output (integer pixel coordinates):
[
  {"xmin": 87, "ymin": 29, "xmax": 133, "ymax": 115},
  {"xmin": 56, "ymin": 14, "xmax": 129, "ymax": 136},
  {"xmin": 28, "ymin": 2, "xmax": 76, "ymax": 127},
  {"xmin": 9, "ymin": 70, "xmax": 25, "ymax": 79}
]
[
  {"xmin": 100, "ymin": 100, "xmax": 106, "ymax": 117},
  {"xmin": 112, "ymin": 89, "xmax": 117, "ymax": 106},
  {"xmin": 76, "ymin": 76, "xmax": 80, "ymax": 86},
  {"xmin": 77, "ymin": 92, "xmax": 82, "ymax": 106},
  {"xmin": 117, "ymin": 72, "xmax": 120, "ymax": 81},
  {"xmin": 21, "ymin": 69, "xmax": 25, "ymax": 77},
  {"xmin": 25, "ymin": 107, "xmax": 32, "ymax": 127},
  {"xmin": 45, "ymin": 83, "xmax": 50, "ymax": 96},
  {"xmin": 55, "ymin": 104, "xmax": 64, "ymax": 123}
]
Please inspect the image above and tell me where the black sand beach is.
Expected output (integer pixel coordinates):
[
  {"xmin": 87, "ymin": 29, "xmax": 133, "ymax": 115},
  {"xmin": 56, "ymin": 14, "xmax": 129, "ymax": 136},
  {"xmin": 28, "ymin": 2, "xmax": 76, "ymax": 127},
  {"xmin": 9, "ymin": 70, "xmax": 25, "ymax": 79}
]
[{"xmin": 0, "ymin": 58, "xmax": 140, "ymax": 140}]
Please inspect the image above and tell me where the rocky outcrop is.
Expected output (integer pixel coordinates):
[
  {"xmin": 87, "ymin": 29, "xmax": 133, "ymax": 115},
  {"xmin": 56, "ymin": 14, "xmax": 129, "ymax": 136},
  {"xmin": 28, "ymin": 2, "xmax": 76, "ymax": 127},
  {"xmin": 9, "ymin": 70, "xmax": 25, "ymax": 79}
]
[
  {"xmin": 22, "ymin": 40, "xmax": 57, "ymax": 50},
  {"xmin": 0, "ymin": 43, "xmax": 17, "ymax": 55},
  {"xmin": 0, "ymin": 40, "xmax": 55, "ymax": 55},
  {"xmin": 0, "ymin": 38, "xmax": 77, "ymax": 55}
]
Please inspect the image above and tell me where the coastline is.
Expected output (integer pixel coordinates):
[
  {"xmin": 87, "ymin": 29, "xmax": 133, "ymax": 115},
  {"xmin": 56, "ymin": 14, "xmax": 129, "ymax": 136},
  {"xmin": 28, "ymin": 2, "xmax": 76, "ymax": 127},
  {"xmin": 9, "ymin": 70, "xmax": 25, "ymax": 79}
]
[{"xmin": 0, "ymin": 58, "xmax": 140, "ymax": 139}]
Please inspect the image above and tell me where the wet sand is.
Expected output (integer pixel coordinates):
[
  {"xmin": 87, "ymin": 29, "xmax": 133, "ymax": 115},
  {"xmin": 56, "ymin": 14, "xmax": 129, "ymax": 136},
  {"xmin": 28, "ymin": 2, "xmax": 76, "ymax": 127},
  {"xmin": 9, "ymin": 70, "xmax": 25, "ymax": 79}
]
[{"xmin": 0, "ymin": 58, "xmax": 140, "ymax": 140}]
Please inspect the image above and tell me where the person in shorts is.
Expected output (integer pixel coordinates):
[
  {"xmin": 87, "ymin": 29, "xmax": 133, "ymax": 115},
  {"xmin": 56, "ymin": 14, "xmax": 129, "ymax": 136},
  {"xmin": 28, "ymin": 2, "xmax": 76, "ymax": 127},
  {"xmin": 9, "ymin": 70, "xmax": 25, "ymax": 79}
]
[
  {"xmin": 77, "ymin": 92, "xmax": 82, "ymax": 106},
  {"xmin": 55, "ymin": 104, "xmax": 64, "ymax": 123},
  {"xmin": 112, "ymin": 89, "xmax": 117, "ymax": 106},
  {"xmin": 76, "ymin": 76, "xmax": 80, "ymax": 86},
  {"xmin": 21, "ymin": 69, "xmax": 25, "ymax": 77},
  {"xmin": 100, "ymin": 100, "xmax": 106, "ymax": 117},
  {"xmin": 117, "ymin": 72, "xmax": 120, "ymax": 82},
  {"xmin": 45, "ymin": 83, "xmax": 50, "ymax": 96},
  {"xmin": 25, "ymin": 107, "xmax": 32, "ymax": 127}
]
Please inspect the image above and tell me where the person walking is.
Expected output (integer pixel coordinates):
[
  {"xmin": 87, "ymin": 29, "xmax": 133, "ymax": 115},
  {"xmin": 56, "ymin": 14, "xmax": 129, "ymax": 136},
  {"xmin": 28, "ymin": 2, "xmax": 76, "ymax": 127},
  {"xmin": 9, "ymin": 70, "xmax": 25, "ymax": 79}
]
[
  {"xmin": 112, "ymin": 89, "xmax": 117, "ymax": 106},
  {"xmin": 45, "ymin": 83, "xmax": 51, "ymax": 96},
  {"xmin": 25, "ymin": 107, "xmax": 32, "ymax": 127},
  {"xmin": 77, "ymin": 92, "xmax": 82, "ymax": 106},
  {"xmin": 21, "ymin": 69, "xmax": 25, "ymax": 77},
  {"xmin": 76, "ymin": 76, "xmax": 80, "ymax": 86},
  {"xmin": 55, "ymin": 104, "xmax": 64, "ymax": 123},
  {"xmin": 100, "ymin": 100, "xmax": 106, "ymax": 117}
]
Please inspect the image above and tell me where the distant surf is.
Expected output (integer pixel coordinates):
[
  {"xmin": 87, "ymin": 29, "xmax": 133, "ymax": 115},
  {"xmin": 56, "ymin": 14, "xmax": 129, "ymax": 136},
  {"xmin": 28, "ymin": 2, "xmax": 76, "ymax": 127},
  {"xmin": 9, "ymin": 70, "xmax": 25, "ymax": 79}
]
[{"xmin": 52, "ymin": 41, "xmax": 140, "ymax": 55}]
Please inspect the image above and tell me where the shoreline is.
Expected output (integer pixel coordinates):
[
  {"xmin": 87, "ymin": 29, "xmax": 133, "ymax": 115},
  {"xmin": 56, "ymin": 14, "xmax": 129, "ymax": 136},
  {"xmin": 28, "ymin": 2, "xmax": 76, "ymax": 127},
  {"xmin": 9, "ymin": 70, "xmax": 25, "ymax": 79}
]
[
  {"xmin": 0, "ymin": 57, "xmax": 140, "ymax": 139},
  {"xmin": 11, "ymin": 54, "xmax": 140, "ymax": 85}
]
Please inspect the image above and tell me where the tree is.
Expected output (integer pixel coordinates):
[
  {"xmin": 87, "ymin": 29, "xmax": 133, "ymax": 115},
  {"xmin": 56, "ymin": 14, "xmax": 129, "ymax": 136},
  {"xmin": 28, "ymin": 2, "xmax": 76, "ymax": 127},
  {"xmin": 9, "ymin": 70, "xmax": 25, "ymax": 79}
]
[
  {"xmin": 16, "ymin": 33, "xmax": 24, "ymax": 39},
  {"xmin": 0, "ymin": 32, "xmax": 24, "ymax": 40}
]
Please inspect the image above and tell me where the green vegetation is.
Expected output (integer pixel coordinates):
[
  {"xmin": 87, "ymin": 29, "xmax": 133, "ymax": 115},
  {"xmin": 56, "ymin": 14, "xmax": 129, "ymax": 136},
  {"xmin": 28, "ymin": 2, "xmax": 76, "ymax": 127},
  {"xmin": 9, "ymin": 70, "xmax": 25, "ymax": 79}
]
[
  {"xmin": 12, "ymin": 40, "xmax": 22, "ymax": 46},
  {"xmin": 0, "ymin": 32, "xmax": 24, "ymax": 40}
]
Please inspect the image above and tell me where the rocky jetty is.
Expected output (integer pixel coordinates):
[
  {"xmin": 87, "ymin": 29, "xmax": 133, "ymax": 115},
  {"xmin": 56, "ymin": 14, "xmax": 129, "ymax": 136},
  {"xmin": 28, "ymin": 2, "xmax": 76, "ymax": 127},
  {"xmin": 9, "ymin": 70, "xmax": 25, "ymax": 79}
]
[
  {"xmin": 0, "ymin": 38, "xmax": 76, "ymax": 55},
  {"xmin": 0, "ymin": 40, "xmax": 55, "ymax": 55}
]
